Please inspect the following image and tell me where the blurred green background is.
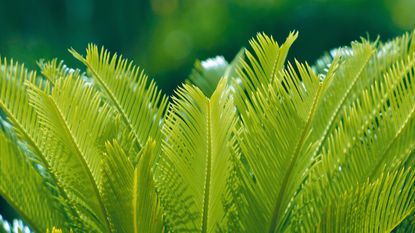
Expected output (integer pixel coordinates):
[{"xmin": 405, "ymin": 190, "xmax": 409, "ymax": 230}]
[
  {"xmin": 1, "ymin": 0, "xmax": 415, "ymax": 223},
  {"xmin": 1, "ymin": 0, "xmax": 414, "ymax": 93}
]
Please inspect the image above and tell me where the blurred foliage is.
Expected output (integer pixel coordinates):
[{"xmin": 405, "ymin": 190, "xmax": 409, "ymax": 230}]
[{"xmin": 0, "ymin": 0, "xmax": 413, "ymax": 93}]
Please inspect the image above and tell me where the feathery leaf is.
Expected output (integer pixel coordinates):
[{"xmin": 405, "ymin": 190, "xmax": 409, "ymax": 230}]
[{"xmin": 156, "ymin": 78, "xmax": 239, "ymax": 232}]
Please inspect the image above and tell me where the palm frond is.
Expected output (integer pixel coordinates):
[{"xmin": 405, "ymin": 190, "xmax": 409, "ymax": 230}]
[
  {"xmin": 0, "ymin": 131, "xmax": 67, "ymax": 232},
  {"xmin": 155, "ymin": 78, "xmax": 239, "ymax": 232},
  {"xmin": 27, "ymin": 76, "xmax": 114, "ymax": 232},
  {"xmin": 238, "ymin": 32, "xmax": 298, "ymax": 94},
  {"xmin": 70, "ymin": 45, "xmax": 168, "ymax": 151},
  {"xmin": 0, "ymin": 58, "xmax": 78, "ymax": 229},
  {"xmin": 1, "ymin": 31, "xmax": 415, "ymax": 233},
  {"xmin": 100, "ymin": 139, "xmax": 163, "ymax": 233},
  {"xmin": 0, "ymin": 58, "xmax": 50, "ymax": 165},
  {"xmin": 311, "ymin": 32, "xmax": 415, "ymax": 158},
  {"xmin": 318, "ymin": 169, "xmax": 415, "ymax": 232},
  {"xmin": 37, "ymin": 58, "xmax": 83, "ymax": 85},
  {"xmin": 309, "ymin": 41, "xmax": 374, "ymax": 157},
  {"xmin": 290, "ymin": 32, "xmax": 415, "ymax": 231},
  {"xmin": 236, "ymin": 58, "xmax": 325, "ymax": 232}
]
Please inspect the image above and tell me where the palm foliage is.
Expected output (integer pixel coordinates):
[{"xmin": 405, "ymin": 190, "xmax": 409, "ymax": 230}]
[{"xmin": 1, "ymin": 31, "xmax": 415, "ymax": 233}]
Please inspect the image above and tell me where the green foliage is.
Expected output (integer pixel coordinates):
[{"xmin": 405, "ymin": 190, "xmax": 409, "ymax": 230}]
[{"xmin": 1, "ymin": 31, "xmax": 415, "ymax": 233}]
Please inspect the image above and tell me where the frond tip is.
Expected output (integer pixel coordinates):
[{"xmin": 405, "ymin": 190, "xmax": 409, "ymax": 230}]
[{"xmin": 69, "ymin": 45, "xmax": 168, "ymax": 150}]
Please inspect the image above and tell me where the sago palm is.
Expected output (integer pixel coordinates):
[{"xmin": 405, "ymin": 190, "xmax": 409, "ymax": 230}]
[{"xmin": 1, "ymin": 31, "xmax": 415, "ymax": 232}]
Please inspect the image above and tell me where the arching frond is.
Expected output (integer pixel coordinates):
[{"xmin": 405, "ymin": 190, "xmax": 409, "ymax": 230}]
[
  {"xmin": 236, "ymin": 58, "xmax": 325, "ymax": 232},
  {"xmin": 291, "ymin": 45, "xmax": 415, "ymax": 231},
  {"xmin": 0, "ymin": 58, "xmax": 78, "ymax": 229},
  {"xmin": 37, "ymin": 58, "xmax": 84, "ymax": 85},
  {"xmin": 100, "ymin": 139, "xmax": 163, "ymax": 233},
  {"xmin": 318, "ymin": 169, "xmax": 415, "ymax": 232},
  {"xmin": 155, "ymin": 78, "xmax": 239, "ymax": 232},
  {"xmin": 311, "ymin": 31, "xmax": 415, "ymax": 159},
  {"xmin": 0, "ymin": 58, "xmax": 50, "ymax": 165},
  {"xmin": 0, "ymin": 131, "xmax": 67, "ymax": 232},
  {"xmin": 238, "ymin": 31, "xmax": 298, "ymax": 94},
  {"xmin": 309, "ymin": 41, "xmax": 374, "ymax": 157},
  {"xmin": 70, "ymin": 45, "xmax": 168, "ymax": 150},
  {"xmin": 27, "ymin": 77, "xmax": 114, "ymax": 232}
]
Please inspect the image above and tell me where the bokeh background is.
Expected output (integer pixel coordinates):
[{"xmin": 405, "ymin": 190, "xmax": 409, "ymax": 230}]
[
  {"xmin": 1, "ymin": 0, "xmax": 415, "ymax": 222},
  {"xmin": 1, "ymin": 0, "xmax": 415, "ymax": 93}
]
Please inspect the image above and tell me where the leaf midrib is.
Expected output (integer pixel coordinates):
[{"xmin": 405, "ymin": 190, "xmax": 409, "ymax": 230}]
[
  {"xmin": 369, "ymin": 103, "xmax": 415, "ymax": 179},
  {"xmin": 76, "ymin": 53, "xmax": 143, "ymax": 149},
  {"xmin": 268, "ymin": 83, "xmax": 323, "ymax": 233},
  {"xmin": 46, "ymin": 94, "xmax": 112, "ymax": 232},
  {"xmin": 0, "ymin": 97, "xmax": 79, "ymax": 227},
  {"xmin": 133, "ymin": 167, "xmax": 139, "ymax": 233},
  {"xmin": 201, "ymin": 99, "xmax": 212, "ymax": 233},
  {"xmin": 313, "ymin": 50, "xmax": 373, "ymax": 157}
]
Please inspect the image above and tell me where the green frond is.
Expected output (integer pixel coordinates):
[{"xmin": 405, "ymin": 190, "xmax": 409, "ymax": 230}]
[
  {"xmin": 100, "ymin": 139, "xmax": 163, "ymax": 233},
  {"xmin": 311, "ymin": 31, "xmax": 415, "ymax": 158},
  {"xmin": 155, "ymin": 78, "xmax": 239, "ymax": 232},
  {"xmin": 0, "ymin": 58, "xmax": 49, "ymax": 163},
  {"xmin": 69, "ymin": 45, "xmax": 168, "ymax": 151},
  {"xmin": 0, "ymin": 131, "xmax": 67, "ymax": 232},
  {"xmin": 238, "ymin": 31, "xmax": 298, "ymax": 94},
  {"xmin": 298, "ymin": 46, "xmax": 415, "ymax": 226},
  {"xmin": 309, "ymin": 40, "xmax": 375, "ymax": 157},
  {"xmin": 37, "ymin": 58, "xmax": 84, "ymax": 85},
  {"xmin": 132, "ymin": 139, "xmax": 164, "ymax": 233},
  {"xmin": 318, "ymin": 169, "xmax": 415, "ymax": 232},
  {"xmin": 0, "ymin": 58, "xmax": 78, "ymax": 229},
  {"xmin": 290, "ymin": 33, "xmax": 415, "ymax": 231},
  {"xmin": 27, "ymin": 76, "xmax": 115, "ymax": 232},
  {"xmin": 236, "ymin": 57, "xmax": 325, "ymax": 232}
]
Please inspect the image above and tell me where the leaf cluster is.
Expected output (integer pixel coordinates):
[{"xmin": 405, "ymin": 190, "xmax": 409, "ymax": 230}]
[{"xmin": 1, "ymin": 31, "xmax": 415, "ymax": 232}]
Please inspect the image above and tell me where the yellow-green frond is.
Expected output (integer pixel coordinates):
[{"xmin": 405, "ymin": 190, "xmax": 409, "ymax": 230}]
[
  {"xmin": 0, "ymin": 131, "xmax": 68, "ymax": 232},
  {"xmin": 0, "ymin": 58, "xmax": 79, "ymax": 230},
  {"xmin": 290, "ymin": 33, "xmax": 415, "ymax": 232},
  {"xmin": 238, "ymin": 31, "xmax": 298, "ymax": 94},
  {"xmin": 100, "ymin": 139, "xmax": 163, "ymax": 233},
  {"xmin": 318, "ymin": 169, "xmax": 415, "ymax": 232},
  {"xmin": 38, "ymin": 58, "xmax": 83, "ymax": 85},
  {"xmin": 70, "ymin": 45, "xmax": 168, "ymax": 151},
  {"xmin": 236, "ymin": 57, "xmax": 324, "ymax": 232},
  {"xmin": 27, "ymin": 77, "xmax": 114, "ymax": 232},
  {"xmin": 0, "ymin": 58, "xmax": 48, "ymax": 164},
  {"xmin": 155, "ymin": 78, "xmax": 239, "ymax": 232}
]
